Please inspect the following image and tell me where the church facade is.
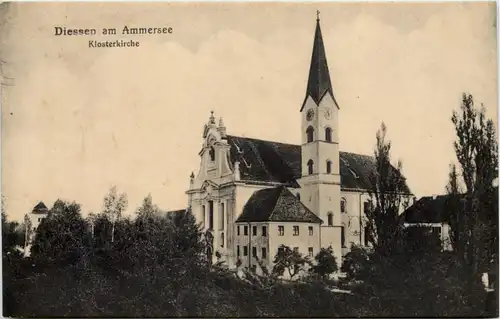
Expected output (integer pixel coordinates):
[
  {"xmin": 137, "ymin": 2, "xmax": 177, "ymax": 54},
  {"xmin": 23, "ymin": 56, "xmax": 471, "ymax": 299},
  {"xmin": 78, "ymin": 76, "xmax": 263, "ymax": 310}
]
[{"xmin": 185, "ymin": 17, "xmax": 411, "ymax": 274}]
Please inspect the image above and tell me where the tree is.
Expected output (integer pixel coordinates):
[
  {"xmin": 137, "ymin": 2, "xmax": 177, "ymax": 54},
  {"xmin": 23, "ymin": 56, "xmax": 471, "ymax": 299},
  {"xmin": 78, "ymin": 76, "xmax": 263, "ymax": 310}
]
[
  {"xmin": 2, "ymin": 208, "xmax": 21, "ymax": 257},
  {"xmin": 31, "ymin": 199, "xmax": 91, "ymax": 264},
  {"xmin": 365, "ymin": 122, "xmax": 410, "ymax": 256},
  {"xmin": 341, "ymin": 245, "xmax": 371, "ymax": 280},
  {"xmin": 169, "ymin": 209, "xmax": 206, "ymax": 265},
  {"xmin": 23, "ymin": 213, "xmax": 32, "ymax": 254},
  {"xmin": 447, "ymin": 93, "xmax": 498, "ymax": 276},
  {"xmin": 103, "ymin": 186, "xmax": 128, "ymax": 243},
  {"xmin": 310, "ymin": 246, "xmax": 338, "ymax": 280},
  {"xmin": 272, "ymin": 245, "xmax": 310, "ymax": 279},
  {"xmin": 135, "ymin": 194, "xmax": 160, "ymax": 219},
  {"xmin": 86, "ymin": 212, "xmax": 97, "ymax": 238}
]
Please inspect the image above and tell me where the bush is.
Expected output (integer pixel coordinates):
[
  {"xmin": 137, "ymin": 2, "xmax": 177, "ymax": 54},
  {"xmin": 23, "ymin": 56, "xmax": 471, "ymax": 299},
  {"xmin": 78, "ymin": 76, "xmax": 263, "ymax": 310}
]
[{"xmin": 341, "ymin": 244, "xmax": 372, "ymax": 281}]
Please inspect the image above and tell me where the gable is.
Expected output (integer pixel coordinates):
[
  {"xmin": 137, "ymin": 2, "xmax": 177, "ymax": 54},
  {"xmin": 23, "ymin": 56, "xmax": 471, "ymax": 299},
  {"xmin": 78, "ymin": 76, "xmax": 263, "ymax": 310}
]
[{"xmin": 226, "ymin": 135, "xmax": 411, "ymax": 193}]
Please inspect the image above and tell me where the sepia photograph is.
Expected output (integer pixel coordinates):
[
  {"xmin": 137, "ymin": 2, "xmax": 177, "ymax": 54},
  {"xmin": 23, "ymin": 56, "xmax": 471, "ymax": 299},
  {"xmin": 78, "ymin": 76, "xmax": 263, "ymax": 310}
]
[{"xmin": 0, "ymin": 2, "xmax": 498, "ymax": 317}]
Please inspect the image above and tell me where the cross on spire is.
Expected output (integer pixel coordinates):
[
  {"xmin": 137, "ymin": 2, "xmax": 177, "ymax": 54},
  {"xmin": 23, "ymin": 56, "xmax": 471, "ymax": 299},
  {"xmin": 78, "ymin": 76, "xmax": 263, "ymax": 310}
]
[{"xmin": 316, "ymin": 10, "xmax": 320, "ymax": 21}]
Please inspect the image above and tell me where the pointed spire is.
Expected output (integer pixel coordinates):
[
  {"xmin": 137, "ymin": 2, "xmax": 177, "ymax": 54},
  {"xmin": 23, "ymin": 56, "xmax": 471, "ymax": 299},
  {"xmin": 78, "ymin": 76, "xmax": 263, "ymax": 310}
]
[{"xmin": 301, "ymin": 14, "xmax": 338, "ymax": 111}]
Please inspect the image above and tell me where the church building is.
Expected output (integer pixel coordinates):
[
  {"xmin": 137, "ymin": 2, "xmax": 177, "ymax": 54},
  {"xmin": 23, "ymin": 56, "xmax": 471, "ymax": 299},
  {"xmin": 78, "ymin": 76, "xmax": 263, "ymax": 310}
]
[{"xmin": 184, "ymin": 16, "xmax": 411, "ymax": 275}]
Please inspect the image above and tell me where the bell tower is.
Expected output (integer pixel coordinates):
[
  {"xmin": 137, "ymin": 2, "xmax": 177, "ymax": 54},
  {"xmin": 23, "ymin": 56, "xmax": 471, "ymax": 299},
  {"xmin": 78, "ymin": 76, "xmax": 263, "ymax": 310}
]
[{"xmin": 298, "ymin": 13, "xmax": 342, "ymax": 263}]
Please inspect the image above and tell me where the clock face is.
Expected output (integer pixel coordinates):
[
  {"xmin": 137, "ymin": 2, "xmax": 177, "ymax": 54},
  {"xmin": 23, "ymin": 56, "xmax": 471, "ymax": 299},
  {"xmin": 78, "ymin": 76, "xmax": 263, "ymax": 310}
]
[
  {"xmin": 306, "ymin": 109, "xmax": 315, "ymax": 121},
  {"xmin": 324, "ymin": 108, "xmax": 332, "ymax": 119}
]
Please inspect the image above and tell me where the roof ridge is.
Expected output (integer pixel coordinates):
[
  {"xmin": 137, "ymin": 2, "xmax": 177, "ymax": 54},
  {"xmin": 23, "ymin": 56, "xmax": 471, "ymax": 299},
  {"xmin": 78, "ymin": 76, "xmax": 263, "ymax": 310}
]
[
  {"xmin": 228, "ymin": 135, "xmax": 297, "ymax": 147},
  {"xmin": 229, "ymin": 135, "xmax": 374, "ymax": 158},
  {"xmin": 266, "ymin": 186, "xmax": 285, "ymax": 221}
]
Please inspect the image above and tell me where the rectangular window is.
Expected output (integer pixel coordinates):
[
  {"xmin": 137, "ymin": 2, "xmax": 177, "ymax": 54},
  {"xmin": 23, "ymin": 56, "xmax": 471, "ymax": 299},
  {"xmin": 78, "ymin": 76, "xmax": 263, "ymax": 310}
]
[
  {"xmin": 262, "ymin": 247, "xmax": 267, "ymax": 259},
  {"xmin": 293, "ymin": 225, "xmax": 299, "ymax": 236},
  {"xmin": 252, "ymin": 246, "xmax": 257, "ymax": 257},
  {"xmin": 237, "ymin": 245, "xmax": 240, "ymax": 256},
  {"xmin": 308, "ymin": 226, "xmax": 313, "ymax": 236},
  {"xmin": 341, "ymin": 226, "xmax": 346, "ymax": 248},
  {"xmin": 243, "ymin": 246, "xmax": 248, "ymax": 256},
  {"xmin": 278, "ymin": 247, "xmax": 284, "ymax": 254},
  {"xmin": 308, "ymin": 247, "xmax": 313, "ymax": 258},
  {"xmin": 237, "ymin": 225, "xmax": 240, "ymax": 236},
  {"xmin": 252, "ymin": 226, "xmax": 257, "ymax": 236},
  {"xmin": 244, "ymin": 226, "xmax": 248, "ymax": 236},
  {"xmin": 262, "ymin": 226, "xmax": 267, "ymax": 237},
  {"xmin": 208, "ymin": 201, "xmax": 214, "ymax": 230},
  {"xmin": 38, "ymin": 218, "xmax": 42, "ymax": 222},
  {"xmin": 278, "ymin": 225, "xmax": 284, "ymax": 236}
]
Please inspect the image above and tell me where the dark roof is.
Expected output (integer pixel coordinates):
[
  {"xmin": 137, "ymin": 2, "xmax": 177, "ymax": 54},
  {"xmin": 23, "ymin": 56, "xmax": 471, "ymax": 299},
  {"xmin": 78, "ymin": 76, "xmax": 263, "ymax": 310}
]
[
  {"xmin": 402, "ymin": 188, "xmax": 498, "ymax": 224},
  {"xmin": 301, "ymin": 18, "xmax": 338, "ymax": 111},
  {"xmin": 236, "ymin": 186, "xmax": 322, "ymax": 223},
  {"xmin": 165, "ymin": 209, "xmax": 186, "ymax": 215},
  {"xmin": 401, "ymin": 194, "xmax": 463, "ymax": 224},
  {"xmin": 32, "ymin": 201, "xmax": 48, "ymax": 214},
  {"xmin": 226, "ymin": 135, "xmax": 411, "ymax": 193}
]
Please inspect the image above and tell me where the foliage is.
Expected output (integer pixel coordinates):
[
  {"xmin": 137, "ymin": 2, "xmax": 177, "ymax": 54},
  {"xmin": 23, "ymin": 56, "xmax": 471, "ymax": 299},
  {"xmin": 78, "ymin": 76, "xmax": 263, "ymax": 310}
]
[
  {"xmin": 103, "ymin": 186, "xmax": 128, "ymax": 243},
  {"xmin": 2, "ymin": 209, "xmax": 22, "ymax": 258},
  {"xmin": 341, "ymin": 245, "xmax": 372, "ymax": 280},
  {"xmin": 135, "ymin": 193, "xmax": 160, "ymax": 218},
  {"xmin": 351, "ymin": 251, "xmax": 489, "ymax": 317},
  {"xmin": 272, "ymin": 245, "xmax": 311, "ymax": 279},
  {"xmin": 310, "ymin": 246, "xmax": 338, "ymax": 279},
  {"xmin": 365, "ymin": 122, "xmax": 410, "ymax": 256},
  {"xmin": 30, "ymin": 199, "xmax": 92, "ymax": 264},
  {"xmin": 4, "ymin": 187, "xmax": 495, "ymax": 317},
  {"xmin": 447, "ymin": 93, "xmax": 498, "ymax": 276}
]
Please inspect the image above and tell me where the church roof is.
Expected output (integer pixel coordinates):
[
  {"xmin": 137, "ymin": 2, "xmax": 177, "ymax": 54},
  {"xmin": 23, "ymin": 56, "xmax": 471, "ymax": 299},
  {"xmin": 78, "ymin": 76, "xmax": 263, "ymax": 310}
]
[
  {"xmin": 236, "ymin": 186, "xmax": 322, "ymax": 223},
  {"xmin": 226, "ymin": 135, "xmax": 411, "ymax": 193},
  {"xmin": 301, "ymin": 17, "xmax": 338, "ymax": 111}
]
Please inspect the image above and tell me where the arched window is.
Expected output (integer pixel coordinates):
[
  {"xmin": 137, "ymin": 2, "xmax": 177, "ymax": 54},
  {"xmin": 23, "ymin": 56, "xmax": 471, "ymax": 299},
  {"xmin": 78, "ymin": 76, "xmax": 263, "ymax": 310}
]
[
  {"xmin": 306, "ymin": 126, "xmax": 314, "ymax": 143},
  {"xmin": 209, "ymin": 147, "xmax": 215, "ymax": 161},
  {"xmin": 341, "ymin": 198, "xmax": 346, "ymax": 213},
  {"xmin": 341, "ymin": 226, "xmax": 346, "ymax": 247},
  {"xmin": 219, "ymin": 203, "xmax": 225, "ymax": 230},
  {"xmin": 325, "ymin": 127, "xmax": 332, "ymax": 142},
  {"xmin": 307, "ymin": 159, "xmax": 314, "ymax": 175},
  {"xmin": 202, "ymin": 205, "xmax": 206, "ymax": 228},
  {"xmin": 327, "ymin": 212, "xmax": 333, "ymax": 226},
  {"xmin": 326, "ymin": 160, "xmax": 332, "ymax": 174},
  {"xmin": 296, "ymin": 193, "xmax": 301, "ymax": 201}
]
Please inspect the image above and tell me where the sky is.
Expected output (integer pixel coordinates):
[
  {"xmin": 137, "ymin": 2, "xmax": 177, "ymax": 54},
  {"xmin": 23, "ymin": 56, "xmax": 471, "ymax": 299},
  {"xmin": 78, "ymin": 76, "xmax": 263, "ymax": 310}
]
[{"xmin": 0, "ymin": 2, "xmax": 497, "ymax": 222}]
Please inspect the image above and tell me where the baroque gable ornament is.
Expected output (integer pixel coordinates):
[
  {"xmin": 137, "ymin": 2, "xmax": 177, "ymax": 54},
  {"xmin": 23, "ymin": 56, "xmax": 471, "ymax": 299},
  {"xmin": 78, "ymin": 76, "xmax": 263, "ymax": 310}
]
[
  {"xmin": 324, "ymin": 107, "xmax": 332, "ymax": 119},
  {"xmin": 306, "ymin": 108, "xmax": 315, "ymax": 121}
]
